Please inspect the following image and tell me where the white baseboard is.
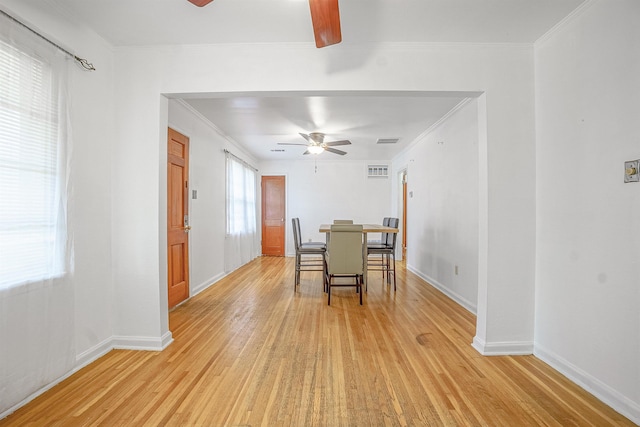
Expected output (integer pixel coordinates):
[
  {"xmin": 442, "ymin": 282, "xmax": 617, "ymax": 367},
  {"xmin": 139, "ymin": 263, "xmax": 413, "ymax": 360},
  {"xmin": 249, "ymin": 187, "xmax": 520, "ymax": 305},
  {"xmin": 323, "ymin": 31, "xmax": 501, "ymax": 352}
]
[
  {"xmin": 406, "ymin": 263, "xmax": 477, "ymax": 314},
  {"xmin": 75, "ymin": 337, "xmax": 114, "ymax": 367},
  {"xmin": 1, "ymin": 332, "xmax": 174, "ymax": 420},
  {"xmin": 535, "ymin": 344, "xmax": 640, "ymax": 425},
  {"xmin": 472, "ymin": 335, "xmax": 534, "ymax": 355},
  {"xmin": 192, "ymin": 272, "xmax": 227, "ymax": 297},
  {"xmin": 113, "ymin": 331, "xmax": 173, "ymax": 351}
]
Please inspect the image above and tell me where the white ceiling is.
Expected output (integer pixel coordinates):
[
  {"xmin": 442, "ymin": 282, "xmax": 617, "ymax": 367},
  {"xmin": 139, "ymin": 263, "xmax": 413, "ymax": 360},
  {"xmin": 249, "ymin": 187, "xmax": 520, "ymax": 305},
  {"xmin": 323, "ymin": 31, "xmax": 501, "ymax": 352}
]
[{"xmin": 44, "ymin": 0, "xmax": 586, "ymax": 161}]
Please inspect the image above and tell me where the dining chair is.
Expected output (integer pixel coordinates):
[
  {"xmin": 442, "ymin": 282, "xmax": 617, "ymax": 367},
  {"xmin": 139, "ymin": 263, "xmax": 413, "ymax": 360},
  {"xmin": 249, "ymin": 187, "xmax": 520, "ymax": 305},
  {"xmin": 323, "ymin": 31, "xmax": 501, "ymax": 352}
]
[
  {"xmin": 367, "ymin": 217, "xmax": 398, "ymax": 290},
  {"xmin": 333, "ymin": 219, "xmax": 354, "ymax": 224},
  {"xmin": 324, "ymin": 224, "xmax": 364, "ymax": 305},
  {"xmin": 292, "ymin": 218, "xmax": 326, "ymax": 290}
]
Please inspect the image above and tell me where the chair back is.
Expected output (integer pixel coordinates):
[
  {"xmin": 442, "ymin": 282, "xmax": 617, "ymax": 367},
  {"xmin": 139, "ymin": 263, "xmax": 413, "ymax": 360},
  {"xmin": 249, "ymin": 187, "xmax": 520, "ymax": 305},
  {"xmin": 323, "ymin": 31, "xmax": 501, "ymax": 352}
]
[
  {"xmin": 327, "ymin": 224, "xmax": 364, "ymax": 274},
  {"xmin": 385, "ymin": 217, "xmax": 399, "ymax": 248},
  {"xmin": 333, "ymin": 219, "xmax": 354, "ymax": 224},
  {"xmin": 379, "ymin": 217, "xmax": 397, "ymax": 247},
  {"xmin": 292, "ymin": 218, "xmax": 302, "ymax": 251}
]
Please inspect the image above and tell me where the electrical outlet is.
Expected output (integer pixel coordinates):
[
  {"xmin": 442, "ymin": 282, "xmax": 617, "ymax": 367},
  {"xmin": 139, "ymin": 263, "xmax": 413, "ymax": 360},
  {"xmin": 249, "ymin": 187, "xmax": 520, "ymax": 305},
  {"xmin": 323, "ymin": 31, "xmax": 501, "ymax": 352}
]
[{"xmin": 624, "ymin": 160, "xmax": 639, "ymax": 183}]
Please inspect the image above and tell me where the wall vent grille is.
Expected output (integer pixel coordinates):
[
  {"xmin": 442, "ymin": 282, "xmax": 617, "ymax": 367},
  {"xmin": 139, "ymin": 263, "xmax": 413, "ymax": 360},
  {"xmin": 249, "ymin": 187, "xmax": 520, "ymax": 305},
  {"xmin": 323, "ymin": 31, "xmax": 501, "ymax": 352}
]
[{"xmin": 367, "ymin": 165, "xmax": 389, "ymax": 178}]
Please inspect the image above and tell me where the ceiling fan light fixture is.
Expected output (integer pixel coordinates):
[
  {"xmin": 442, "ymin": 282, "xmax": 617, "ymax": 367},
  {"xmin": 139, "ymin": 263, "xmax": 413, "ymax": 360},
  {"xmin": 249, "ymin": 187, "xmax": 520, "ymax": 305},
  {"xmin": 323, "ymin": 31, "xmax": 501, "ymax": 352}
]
[{"xmin": 308, "ymin": 145, "xmax": 324, "ymax": 154}]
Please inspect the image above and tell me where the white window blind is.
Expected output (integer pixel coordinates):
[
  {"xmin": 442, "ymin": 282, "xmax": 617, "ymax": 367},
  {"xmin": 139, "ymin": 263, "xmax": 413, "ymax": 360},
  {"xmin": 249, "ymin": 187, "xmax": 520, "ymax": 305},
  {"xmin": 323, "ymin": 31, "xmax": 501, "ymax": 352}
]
[{"xmin": 0, "ymin": 38, "xmax": 66, "ymax": 289}]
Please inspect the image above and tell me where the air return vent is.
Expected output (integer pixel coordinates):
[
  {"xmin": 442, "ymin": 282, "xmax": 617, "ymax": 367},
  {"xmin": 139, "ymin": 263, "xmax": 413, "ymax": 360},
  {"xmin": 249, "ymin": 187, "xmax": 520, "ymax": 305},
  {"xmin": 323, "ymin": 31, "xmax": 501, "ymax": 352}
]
[
  {"xmin": 367, "ymin": 164, "xmax": 389, "ymax": 178},
  {"xmin": 376, "ymin": 138, "xmax": 399, "ymax": 144}
]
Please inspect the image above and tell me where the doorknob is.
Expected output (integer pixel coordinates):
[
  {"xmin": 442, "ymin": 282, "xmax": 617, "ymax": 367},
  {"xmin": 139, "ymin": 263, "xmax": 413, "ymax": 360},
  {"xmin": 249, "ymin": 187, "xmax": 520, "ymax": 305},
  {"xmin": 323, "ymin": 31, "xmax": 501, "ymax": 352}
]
[{"xmin": 184, "ymin": 226, "xmax": 192, "ymax": 233}]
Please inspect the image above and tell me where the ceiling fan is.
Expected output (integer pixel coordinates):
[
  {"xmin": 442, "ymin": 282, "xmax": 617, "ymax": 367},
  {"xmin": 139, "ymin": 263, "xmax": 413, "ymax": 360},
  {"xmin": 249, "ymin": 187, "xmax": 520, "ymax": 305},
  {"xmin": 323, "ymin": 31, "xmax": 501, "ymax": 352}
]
[
  {"xmin": 187, "ymin": 0, "xmax": 342, "ymax": 48},
  {"xmin": 278, "ymin": 132, "xmax": 351, "ymax": 155}
]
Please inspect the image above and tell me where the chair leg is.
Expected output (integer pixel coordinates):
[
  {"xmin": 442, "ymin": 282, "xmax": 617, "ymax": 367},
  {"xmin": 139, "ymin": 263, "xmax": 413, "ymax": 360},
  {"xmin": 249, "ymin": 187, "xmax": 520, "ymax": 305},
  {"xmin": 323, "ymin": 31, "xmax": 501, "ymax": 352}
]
[
  {"xmin": 391, "ymin": 252, "xmax": 396, "ymax": 291},
  {"xmin": 327, "ymin": 276, "xmax": 331, "ymax": 305},
  {"xmin": 358, "ymin": 275, "xmax": 363, "ymax": 305}
]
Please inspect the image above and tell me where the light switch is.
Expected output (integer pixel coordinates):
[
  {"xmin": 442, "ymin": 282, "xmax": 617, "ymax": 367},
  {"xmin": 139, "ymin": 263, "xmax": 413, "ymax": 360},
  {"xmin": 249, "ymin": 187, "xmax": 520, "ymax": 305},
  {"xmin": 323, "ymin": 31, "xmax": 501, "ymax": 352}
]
[
  {"xmin": 624, "ymin": 160, "xmax": 639, "ymax": 183},
  {"xmin": 192, "ymin": 189, "xmax": 198, "ymax": 199}
]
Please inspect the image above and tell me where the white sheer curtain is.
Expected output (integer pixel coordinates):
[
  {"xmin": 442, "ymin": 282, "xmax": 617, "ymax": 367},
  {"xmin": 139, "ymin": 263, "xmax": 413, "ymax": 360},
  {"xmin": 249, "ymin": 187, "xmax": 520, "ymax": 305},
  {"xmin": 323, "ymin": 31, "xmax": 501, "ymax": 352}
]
[
  {"xmin": 224, "ymin": 152, "xmax": 258, "ymax": 272},
  {"xmin": 0, "ymin": 12, "xmax": 74, "ymax": 415}
]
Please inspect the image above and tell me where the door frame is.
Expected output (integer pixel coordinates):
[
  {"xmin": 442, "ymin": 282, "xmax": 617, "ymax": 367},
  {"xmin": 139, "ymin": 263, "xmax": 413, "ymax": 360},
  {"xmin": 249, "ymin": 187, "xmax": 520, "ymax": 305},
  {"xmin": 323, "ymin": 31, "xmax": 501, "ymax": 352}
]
[{"xmin": 397, "ymin": 168, "xmax": 408, "ymax": 261}]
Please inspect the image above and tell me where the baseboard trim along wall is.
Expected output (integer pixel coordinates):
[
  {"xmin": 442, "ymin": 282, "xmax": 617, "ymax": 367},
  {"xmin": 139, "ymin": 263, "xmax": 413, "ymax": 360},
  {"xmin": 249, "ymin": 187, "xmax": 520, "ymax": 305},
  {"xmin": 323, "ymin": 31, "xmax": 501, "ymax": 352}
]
[
  {"xmin": 406, "ymin": 264, "xmax": 477, "ymax": 314},
  {"xmin": 471, "ymin": 336, "xmax": 534, "ymax": 356},
  {"xmin": 113, "ymin": 331, "xmax": 174, "ymax": 351},
  {"xmin": 0, "ymin": 331, "xmax": 173, "ymax": 420},
  {"xmin": 191, "ymin": 272, "xmax": 227, "ymax": 297},
  {"xmin": 534, "ymin": 344, "xmax": 640, "ymax": 425}
]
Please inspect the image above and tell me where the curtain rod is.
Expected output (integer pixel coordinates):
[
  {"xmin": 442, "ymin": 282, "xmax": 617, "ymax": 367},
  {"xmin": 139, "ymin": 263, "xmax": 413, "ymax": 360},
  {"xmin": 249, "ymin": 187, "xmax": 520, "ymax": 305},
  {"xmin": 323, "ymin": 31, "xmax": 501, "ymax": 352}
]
[
  {"xmin": 0, "ymin": 9, "xmax": 95, "ymax": 71},
  {"xmin": 224, "ymin": 149, "xmax": 258, "ymax": 172}
]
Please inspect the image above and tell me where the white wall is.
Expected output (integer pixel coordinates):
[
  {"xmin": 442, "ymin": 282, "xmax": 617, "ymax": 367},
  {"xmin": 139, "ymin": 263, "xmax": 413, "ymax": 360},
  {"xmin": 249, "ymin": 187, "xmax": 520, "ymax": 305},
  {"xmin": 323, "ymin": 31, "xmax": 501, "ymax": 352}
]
[
  {"xmin": 0, "ymin": 0, "xmax": 115, "ymax": 414},
  {"xmin": 110, "ymin": 41, "xmax": 536, "ymax": 358},
  {"xmin": 168, "ymin": 100, "xmax": 258, "ymax": 295},
  {"xmin": 393, "ymin": 100, "xmax": 479, "ymax": 313},
  {"xmin": 259, "ymin": 159, "xmax": 392, "ymax": 256},
  {"xmin": 534, "ymin": 0, "xmax": 640, "ymax": 422}
]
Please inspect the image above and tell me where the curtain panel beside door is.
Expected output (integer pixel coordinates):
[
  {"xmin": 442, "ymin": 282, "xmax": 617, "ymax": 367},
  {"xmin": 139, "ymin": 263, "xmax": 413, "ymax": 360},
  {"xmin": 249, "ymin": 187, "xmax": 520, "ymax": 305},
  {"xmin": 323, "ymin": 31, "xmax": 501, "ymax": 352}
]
[{"xmin": 224, "ymin": 152, "xmax": 258, "ymax": 272}]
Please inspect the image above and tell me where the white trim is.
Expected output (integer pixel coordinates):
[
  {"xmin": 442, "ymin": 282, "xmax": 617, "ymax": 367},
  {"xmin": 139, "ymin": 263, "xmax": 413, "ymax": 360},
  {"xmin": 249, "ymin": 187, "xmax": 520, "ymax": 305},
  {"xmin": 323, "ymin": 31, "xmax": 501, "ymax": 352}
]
[
  {"xmin": 534, "ymin": 344, "xmax": 640, "ymax": 425},
  {"xmin": 397, "ymin": 98, "xmax": 475, "ymax": 161},
  {"xmin": 0, "ymin": 332, "xmax": 174, "ymax": 420},
  {"xmin": 172, "ymin": 99, "xmax": 257, "ymax": 165},
  {"xmin": 112, "ymin": 331, "xmax": 173, "ymax": 351},
  {"xmin": 472, "ymin": 336, "xmax": 534, "ymax": 356},
  {"xmin": 535, "ymin": 0, "xmax": 598, "ymax": 47},
  {"xmin": 191, "ymin": 272, "xmax": 227, "ymax": 297},
  {"xmin": 75, "ymin": 337, "xmax": 113, "ymax": 367},
  {"xmin": 406, "ymin": 263, "xmax": 477, "ymax": 314}
]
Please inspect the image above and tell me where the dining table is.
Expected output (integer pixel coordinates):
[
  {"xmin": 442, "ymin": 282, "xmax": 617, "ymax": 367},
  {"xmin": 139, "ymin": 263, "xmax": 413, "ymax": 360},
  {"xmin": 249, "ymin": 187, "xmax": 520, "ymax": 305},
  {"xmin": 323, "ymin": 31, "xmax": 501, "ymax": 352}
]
[{"xmin": 319, "ymin": 223, "xmax": 399, "ymax": 287}]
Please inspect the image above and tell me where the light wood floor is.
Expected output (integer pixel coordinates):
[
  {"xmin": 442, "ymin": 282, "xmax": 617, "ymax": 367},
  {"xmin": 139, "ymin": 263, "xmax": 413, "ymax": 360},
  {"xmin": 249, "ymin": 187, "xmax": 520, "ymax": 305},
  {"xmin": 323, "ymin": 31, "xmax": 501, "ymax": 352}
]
[{"xmin": 1, "ymin": 257, "xmax": 634, "ymax": 426}]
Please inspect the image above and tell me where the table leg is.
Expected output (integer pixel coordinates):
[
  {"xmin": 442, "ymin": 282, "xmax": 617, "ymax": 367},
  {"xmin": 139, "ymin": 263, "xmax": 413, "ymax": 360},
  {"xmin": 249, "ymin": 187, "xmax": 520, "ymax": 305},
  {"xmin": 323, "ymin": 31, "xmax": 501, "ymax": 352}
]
[{"xmin": 363, "ymin": 231, "xmax": 367, "ymax": 290}]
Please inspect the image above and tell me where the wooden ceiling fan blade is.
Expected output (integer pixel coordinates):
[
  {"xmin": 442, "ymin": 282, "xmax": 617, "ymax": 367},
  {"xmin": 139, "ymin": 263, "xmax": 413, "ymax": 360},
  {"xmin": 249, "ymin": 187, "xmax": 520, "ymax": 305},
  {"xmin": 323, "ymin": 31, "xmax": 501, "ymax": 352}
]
[
  {"xmin": 324, "ymin": 140, "xmax": 351, "ymax": 146},
  {"xmin": 187, "ymin": 0, "xmax": 214, "ymax": 6},
  {"xmin": 308, "ymin": 0, "xmax": 342, "ymax": 48},
  {"xmin": 324, "ymin": 147, "xmax": 347, "ymax": 155}
]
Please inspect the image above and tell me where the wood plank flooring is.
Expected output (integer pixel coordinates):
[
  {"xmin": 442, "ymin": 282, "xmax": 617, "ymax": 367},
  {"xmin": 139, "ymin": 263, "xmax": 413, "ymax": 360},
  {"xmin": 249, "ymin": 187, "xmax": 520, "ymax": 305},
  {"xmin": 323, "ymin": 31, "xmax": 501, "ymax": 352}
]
[{"xmin": 1, "ymin": 256, "xmax": 634, "ymax": 426}]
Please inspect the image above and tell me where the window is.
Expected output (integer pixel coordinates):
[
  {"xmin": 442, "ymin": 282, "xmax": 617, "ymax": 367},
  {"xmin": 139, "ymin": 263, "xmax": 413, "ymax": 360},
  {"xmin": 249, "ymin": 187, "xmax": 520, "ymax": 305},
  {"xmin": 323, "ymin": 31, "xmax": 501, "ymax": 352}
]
[
  {"xmin": 0, "ymin": 37, "xmax": 67, "ymax": 289},
  {"xmin": 225, "ymin": 154, "xmax": 257, "ymax": 235}
]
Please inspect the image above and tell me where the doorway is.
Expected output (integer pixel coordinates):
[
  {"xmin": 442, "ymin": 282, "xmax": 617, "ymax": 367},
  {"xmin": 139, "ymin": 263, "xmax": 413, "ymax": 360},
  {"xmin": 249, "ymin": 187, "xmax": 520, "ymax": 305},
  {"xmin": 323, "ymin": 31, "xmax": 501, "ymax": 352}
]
[
  {"xmin": 261, "ymin": 175, "xmax": 286, "ymax": 256},
  {"xmin": 167, "ymin": 128, "xmax": 190, "ymax": 308}
]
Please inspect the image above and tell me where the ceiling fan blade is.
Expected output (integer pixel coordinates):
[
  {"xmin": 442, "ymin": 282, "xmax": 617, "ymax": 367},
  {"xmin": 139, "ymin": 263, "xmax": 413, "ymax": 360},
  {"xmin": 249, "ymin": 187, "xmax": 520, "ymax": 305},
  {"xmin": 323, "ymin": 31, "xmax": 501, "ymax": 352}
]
[
  {"xmin": 324, "ymin": 147, "xmax": 347, "ymax": 155},
  {"xmin": 303, "ymin": 150, "xmax": 311, "ymax": 155},
  {"xmin": 299, "ymin": 133, "xmax": 312, "ymax": 143},
  {"xmin": 277, "ymin": 143, "xmax": 310, "ymax": 146},
  {"xmin": 308, "ymin": 0, "xmax": 342, "ymax": 48},
  {"xmin": 324, "ymin": 140, "xmax": 351, "ymax": 147},
  {"xmin": 187, "ymin": 0, "xmax": 214, "ymax": 6}
]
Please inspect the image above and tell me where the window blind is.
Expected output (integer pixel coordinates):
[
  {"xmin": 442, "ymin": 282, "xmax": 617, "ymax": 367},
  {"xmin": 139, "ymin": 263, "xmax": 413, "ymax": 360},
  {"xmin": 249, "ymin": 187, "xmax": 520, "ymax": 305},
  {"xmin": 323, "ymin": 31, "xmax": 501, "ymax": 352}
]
[{"xmin": 0, "ymin": 39, "xmax": 64, "ymax": 289}]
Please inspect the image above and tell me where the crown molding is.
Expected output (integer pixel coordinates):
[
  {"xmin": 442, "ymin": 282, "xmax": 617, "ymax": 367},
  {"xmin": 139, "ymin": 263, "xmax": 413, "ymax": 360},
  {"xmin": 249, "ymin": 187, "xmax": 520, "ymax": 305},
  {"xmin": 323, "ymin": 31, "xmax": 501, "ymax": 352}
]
[{"xmin": 535, "ymin": 0, "xmax": 598, "ymax": 47}]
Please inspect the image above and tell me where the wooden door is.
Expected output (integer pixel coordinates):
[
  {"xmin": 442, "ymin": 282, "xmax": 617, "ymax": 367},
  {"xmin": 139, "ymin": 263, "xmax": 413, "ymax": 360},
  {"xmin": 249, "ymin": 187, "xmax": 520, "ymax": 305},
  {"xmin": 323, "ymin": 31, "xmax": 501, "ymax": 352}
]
[
  {"xmin": 261, "ymin": 176, "xmax": 285, "ymax": 256},
  {"xmin": 167, "ymin": 128, "xmax": 190, "ymax": 308}
]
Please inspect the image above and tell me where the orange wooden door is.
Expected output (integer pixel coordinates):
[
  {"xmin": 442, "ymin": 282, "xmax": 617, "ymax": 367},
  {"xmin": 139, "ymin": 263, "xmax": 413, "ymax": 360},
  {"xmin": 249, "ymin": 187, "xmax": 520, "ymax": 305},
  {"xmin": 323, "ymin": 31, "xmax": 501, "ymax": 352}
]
[
  {"xmin": 261, "ymin": 176, "xmax": 285, "ymax": 256},
  {"xmin": 167, "ymin": 128, "xmax": 190, "ymax": 308}
]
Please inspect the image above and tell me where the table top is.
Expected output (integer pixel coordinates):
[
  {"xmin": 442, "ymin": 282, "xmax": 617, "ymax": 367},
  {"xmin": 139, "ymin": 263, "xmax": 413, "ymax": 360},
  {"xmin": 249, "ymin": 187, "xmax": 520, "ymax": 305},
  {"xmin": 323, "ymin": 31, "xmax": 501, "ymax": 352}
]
[{"xmin": 319, "ymin": 224, "xmax": 399, "ymax": 233}]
